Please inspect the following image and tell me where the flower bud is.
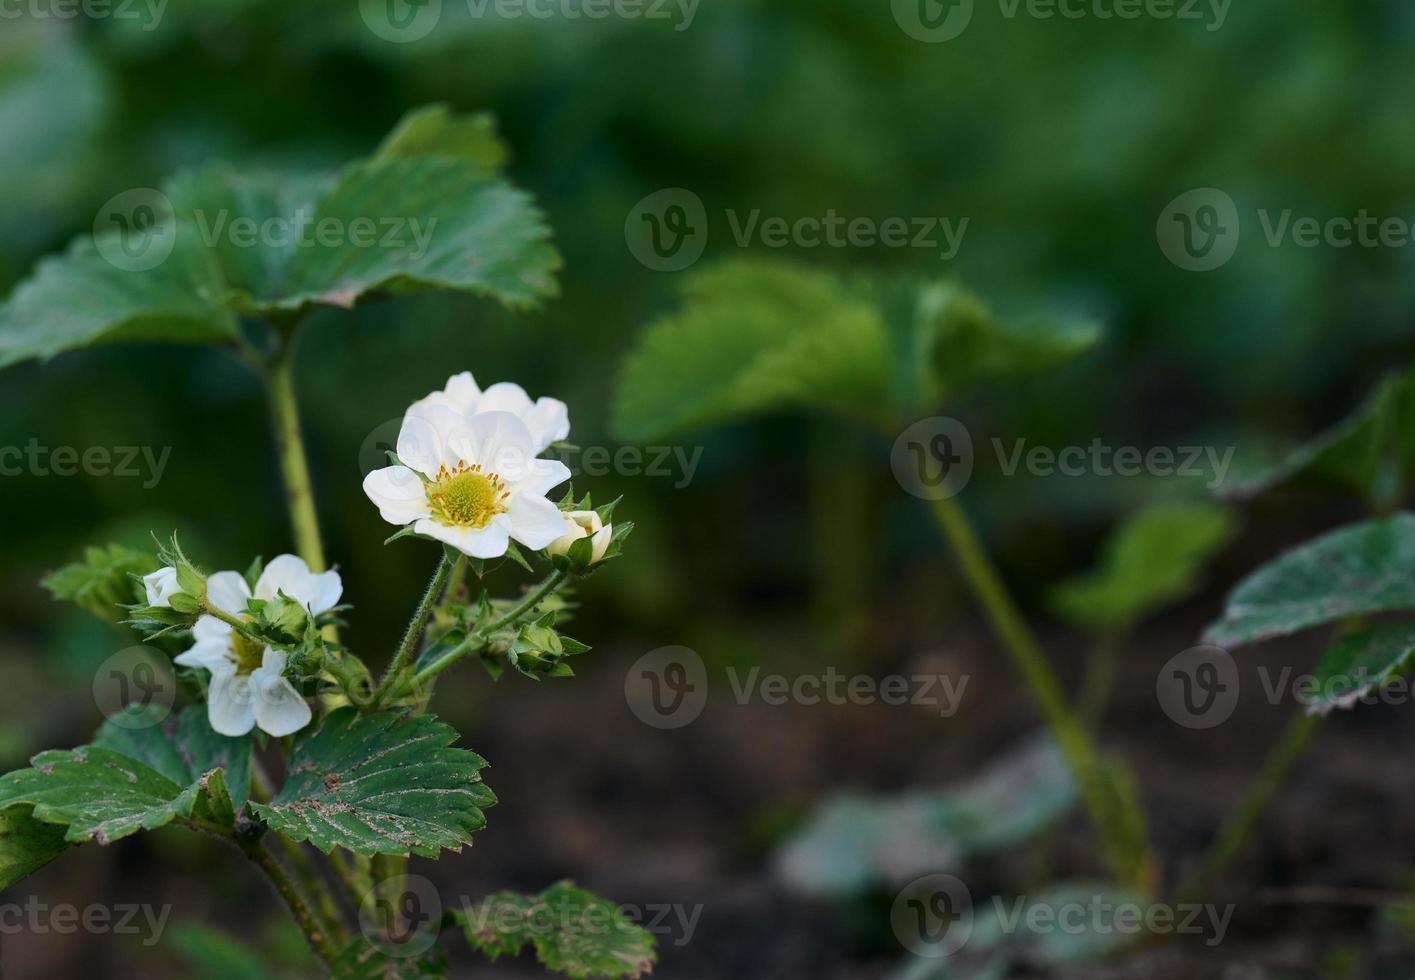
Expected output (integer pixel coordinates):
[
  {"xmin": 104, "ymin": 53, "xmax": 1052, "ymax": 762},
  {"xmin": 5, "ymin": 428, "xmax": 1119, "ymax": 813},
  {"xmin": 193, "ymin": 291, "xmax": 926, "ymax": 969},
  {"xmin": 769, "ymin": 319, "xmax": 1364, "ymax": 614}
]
[
  {"xmin": 546, "ymin": 511, "xmax": 612, "ymax": 565},
  {"xmin": 142, "ymin": 567, "xmax": 181, "ymax": 607}
]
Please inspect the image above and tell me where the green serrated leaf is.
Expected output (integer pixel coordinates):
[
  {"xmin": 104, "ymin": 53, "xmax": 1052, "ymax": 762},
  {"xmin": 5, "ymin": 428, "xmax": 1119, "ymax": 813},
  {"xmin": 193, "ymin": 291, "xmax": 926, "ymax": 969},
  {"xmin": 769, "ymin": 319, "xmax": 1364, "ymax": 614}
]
[
  {"xmin": 42, "ymin": 543, "xmax": 159, "ymax": 621},
  {"xmin": 1306, "ymin": 624, "xmax": 1415, "ymax": 715},
  {"xmin": 1203, "ymin": 513, "xmax": 1415, "ymax": 648},
  {"xmin": 250, "ymin": 709, "xmax": 494, "ymax": 857},
  {"xmin": 611, "ymin": 260, "xmax": 1100, "ymax": 441},
  {"xmin": 1050, "ymin": 502, "xmax": 1235, "ymax": 631},
  {"xmin": 0, "ymin": 746, "xmax": 237, "ymax": 845},
  {"xmin": 455, "ymin": 880, "xmax": 657, "ymax": 979},
  {"xmin": 373, "ymin": 104, "xmax": 508, "ymax": 173},
  {"xmin": 331, "ymin": 939, "xmax": 448, "ymax": 980},
  {"xmin": 1223, "ymin": 368, "xmax": 1415, "ymax": 506},
  {"xmin": 93, "ymin": 704, "xmax": 252, "ymax": 810},
  {"xmin": 0, "ymin": 805, "xmax": 71, "ymax": 889}
]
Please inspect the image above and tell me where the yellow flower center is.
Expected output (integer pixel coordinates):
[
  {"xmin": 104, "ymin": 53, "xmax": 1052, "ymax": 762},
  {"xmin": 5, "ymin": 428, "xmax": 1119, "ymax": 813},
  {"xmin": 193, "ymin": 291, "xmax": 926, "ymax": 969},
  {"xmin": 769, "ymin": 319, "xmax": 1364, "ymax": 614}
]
[
  {"xmin": 230, "ymin": 630, "xmax": 266, "ymax": 675},
  {"xmin": 426, "ymin": 462, "xmax": 509, "ymax": 529}
]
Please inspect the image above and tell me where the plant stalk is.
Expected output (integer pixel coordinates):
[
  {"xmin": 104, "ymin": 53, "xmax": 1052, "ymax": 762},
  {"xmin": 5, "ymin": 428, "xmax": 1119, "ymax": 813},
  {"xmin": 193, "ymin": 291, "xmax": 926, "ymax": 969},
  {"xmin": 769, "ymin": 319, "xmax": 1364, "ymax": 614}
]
[
  {"xmin": 1178, "ymin": 710, "xmax": 1321, "ymax": 903},
  {"xmin": 373, "ymin": 554, "xmax": 453, "ymax": 703},
  {"xmin": 247, "ymin": 841, "xmax": 340, "ymax": 965},
  {"xmin": 926, "ymin": 494, "xmax": 1145, "ymax": 883},
  {"xmin": 265, "ymin": 351, "xmax": 328, "ymax": 573}
]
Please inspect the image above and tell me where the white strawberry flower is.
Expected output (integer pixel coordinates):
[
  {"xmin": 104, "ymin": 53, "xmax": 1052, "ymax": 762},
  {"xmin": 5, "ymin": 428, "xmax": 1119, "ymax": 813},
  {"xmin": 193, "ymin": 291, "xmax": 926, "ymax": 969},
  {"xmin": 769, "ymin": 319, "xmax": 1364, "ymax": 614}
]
[
  {"xmin": 547, "ymin": 510, "xmax": 612, "ymax": 564},
  {"xmin": 142, "ymin": 566, "xmax": 181, "ymax": 607},
  {"xmin": 362, "ymin": 405, "xmax": 570, "ymax": 559},
  {"xmin": 174, "ymin": 555, "xmax": 341, "ymax": 737},
  {"xmin": 412, "ymin": 371, "xmax": 570, "ymax": 453}
]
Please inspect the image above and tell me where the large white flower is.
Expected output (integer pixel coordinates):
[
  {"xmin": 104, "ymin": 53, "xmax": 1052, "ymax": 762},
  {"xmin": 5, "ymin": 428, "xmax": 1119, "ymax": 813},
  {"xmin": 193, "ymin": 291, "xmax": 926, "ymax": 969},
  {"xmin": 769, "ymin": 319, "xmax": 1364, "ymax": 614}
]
[
  {"xmin": 174, "ymin": 555, "xmax": 341, "ymax": 737},
  {"xmin": 363, "ymin": 407, "xmax": 569, "ymax": 559},
  {"xmin": 412, "ymin": 371, "xmax": 570, "ymax": 453}
]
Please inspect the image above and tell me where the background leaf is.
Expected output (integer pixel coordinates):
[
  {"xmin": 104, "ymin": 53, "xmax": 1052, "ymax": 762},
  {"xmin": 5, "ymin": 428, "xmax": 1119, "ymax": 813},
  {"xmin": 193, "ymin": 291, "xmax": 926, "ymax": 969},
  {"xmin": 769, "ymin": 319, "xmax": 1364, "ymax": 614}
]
[
  {"xmin": 455, "ymin": 880, "xmax": 657, "ymax": 979},
  {"xmin": 1204, "ymin": 514, "xmax": 1415, "ymax": 648},
  {"xmin": 1049, "ymin": 502, "xmax": 1235, "ymax": 632},
  {"xmin": 0, "ymin": 804, "xmax": 70, "ymax": 889},
  {"xmin": 250, "ymin": 708, "xmax": 494, "ymax": 858},
  {"xmin": 93, "ymin": 704, "xmax": 252, "ymax": 810},
  {"xmin": 1306, "ymin": 624, "xmax": 1415, "ymax": 716}
]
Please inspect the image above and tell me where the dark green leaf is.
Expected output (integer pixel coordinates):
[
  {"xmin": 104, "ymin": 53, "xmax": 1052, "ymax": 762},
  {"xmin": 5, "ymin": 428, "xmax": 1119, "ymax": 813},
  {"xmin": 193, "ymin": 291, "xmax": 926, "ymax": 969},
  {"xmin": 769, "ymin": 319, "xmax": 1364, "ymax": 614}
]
[
  {"xmin": 93, "ymin": 704, "xmax": 252, "ymax": 810},
  {"xmin": 331, "ymin": 940, "xmax": 447, "ymax": 979},
  {"xmin": 0, "ymin": 805, "xmax": 70, "ymax": 889},
  {"xmin": 1203, "ymin": 513, "xmax": 1415, "ymax": 648},
  {"xmin": 250, "ymin": 709, "xmax": 494, "ymax": 857},
  {"xmin": 1306, "ymin": 624, "xmax": 1415, "ymax": 715},
  {"xmin": 455, "ymin": 880, "xmax": 657, "ymax": 979},
  {"xmin": 1050, "ymin": 502, "xmax": 1235, "ymax": 631}
]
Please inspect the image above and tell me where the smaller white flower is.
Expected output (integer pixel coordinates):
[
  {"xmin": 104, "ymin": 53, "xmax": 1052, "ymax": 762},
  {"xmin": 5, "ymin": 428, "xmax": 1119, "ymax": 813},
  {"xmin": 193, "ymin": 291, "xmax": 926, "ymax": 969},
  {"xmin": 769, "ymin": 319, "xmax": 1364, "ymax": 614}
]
[
  {"xmin": 547, "ymin": 511, "xmax": 612, "ymax": 565},
  {"xmin": 363, "ymin": 408, "xmax": 570, "ymax": 560},
  {"xmin": 175, "ymin": 555, "xmax": 341, "ymax": 737},
  {"xmin": 412, "ymin": 371, "xmax": 570, "ymax": 453},
  {"xmin": 143, "ymin": 566, "xmax": 181, "ymax": 607}
]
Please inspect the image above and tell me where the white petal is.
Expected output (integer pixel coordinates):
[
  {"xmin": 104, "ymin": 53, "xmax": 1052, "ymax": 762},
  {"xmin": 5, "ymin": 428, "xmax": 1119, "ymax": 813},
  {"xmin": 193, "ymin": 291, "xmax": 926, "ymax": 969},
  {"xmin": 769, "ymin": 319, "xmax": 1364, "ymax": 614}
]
[
  {"xmin": 526, "ymin": 397, "xmax": 571, "ymax": 451},
  {"xmin": 362, "ymin": 465, "xmax": 431, "ymax": 526},
  {"xmin": 398, "ymin": 403, "xmax": 463, "ymax": 476},
  {"xmin": 191, "ymin": 615, "xmax": 233, "ymax": 645},
  {"xmin": 254, "ymin": 555, "xmax": 312, "ymax": 601},
  {"xmin": 506, "ymin": 493, "xmax": 569, "ymax": 550},
  {"xmin": 452, "ymin": 410, "xmax": 535, "ymax": 479},
  {"xmin": 590, "ymin": 524, "xmax": 613, "ymax": 563},
  {"xmin": 207, "ymin": 673, "xmax": 257, "ymax": 736},
  {"xmin": 143, "ymin": 567, "xmax": 180, "ymax": 607},
  {"xmin": 510, "ymin": 457, "xmax": 571, "ymax": 498},
  {"xmin": 205, "ymin": 572, "xmax": 251, "ymax": 617},
  {"xmin": 261, "ymin": 647, "xmax": 288, "ymax": 673},
  {"xmin": 474, "ymin": 381, "xmax": 534, "ymax": 418},
  {"xmin": 253, "ymin": 676, "xmax": 312, "ymax": 737},
  {"xmin": 414, "ymin": 517, "xmax": 511, "ymax": 559},
  {"xmin": 307, "ymin": 571, "xmax": 343, "ymax": 614},
  {"xmin": 175, "ymin": 639, "xmax": 233, "ymax": 672},
  {"xmin": 442, "ymin": 371, "xmax": 482, "ymax": 412}
]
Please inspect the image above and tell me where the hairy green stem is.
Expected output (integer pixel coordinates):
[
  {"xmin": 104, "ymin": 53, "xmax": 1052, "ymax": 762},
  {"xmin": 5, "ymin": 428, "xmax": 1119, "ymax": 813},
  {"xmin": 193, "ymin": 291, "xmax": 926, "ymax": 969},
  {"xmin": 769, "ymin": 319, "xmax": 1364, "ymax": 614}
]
[
  {"xmin": 265, "ymin": 351, "xmax": 327, "ymax": 573},
  {"xmin": 408, "ymin": 567, "xmax": 570, "ymax": 690},
  {"xmin": 927, "ymin": 495, "xmax": 1146, "ymax": 883},
  {"xmin": 373, "ymin": 554, "xmax": 453, "ymax": 703},
  {"xmin": 275, "ymin": 834, "xmax": 346, "ymax": 945},
  {"xmin": 247, "ymin": 841, "xmax": 340, "ymax": 965},
  {"xmin": 1178, "ymin": 710, "xmax": 1321, "ymax": 903}
]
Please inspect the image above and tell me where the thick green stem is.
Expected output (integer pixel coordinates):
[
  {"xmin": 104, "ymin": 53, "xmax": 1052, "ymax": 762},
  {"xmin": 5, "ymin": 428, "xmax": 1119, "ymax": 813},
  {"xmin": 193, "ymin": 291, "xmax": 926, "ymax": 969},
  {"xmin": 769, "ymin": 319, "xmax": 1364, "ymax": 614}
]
[
  {"xmin": 266, "ymin": 352, "xmax": 327, "ymax": 573},
  {"xmin": 927, "ymin": 495, "xmax": 1145, "ymax": 883},
  {"xmin": 275, "ymin": 834, "xmax": 346, "ymax": 946},
  {"xmin": 1078, "ymin": 630, "xmax": 1126, "ymax": 733},
  {"xmin": 408, "ymin": 567, "xmax": 569, "ymax": 690},
  {"xmin": 373, "ymin": 555, "xmax": 453, "ymax": 703},
  {"xmin": 810, "ymin": 423, "xmax": 870, "ymax": 659},
  {"xmin": 247, "ymin": 841, "xmax": 340, "ymax": 965},
  {"xmin": 1178, "ymin": 710, "xmax": 1321, "ymax": 903}
]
